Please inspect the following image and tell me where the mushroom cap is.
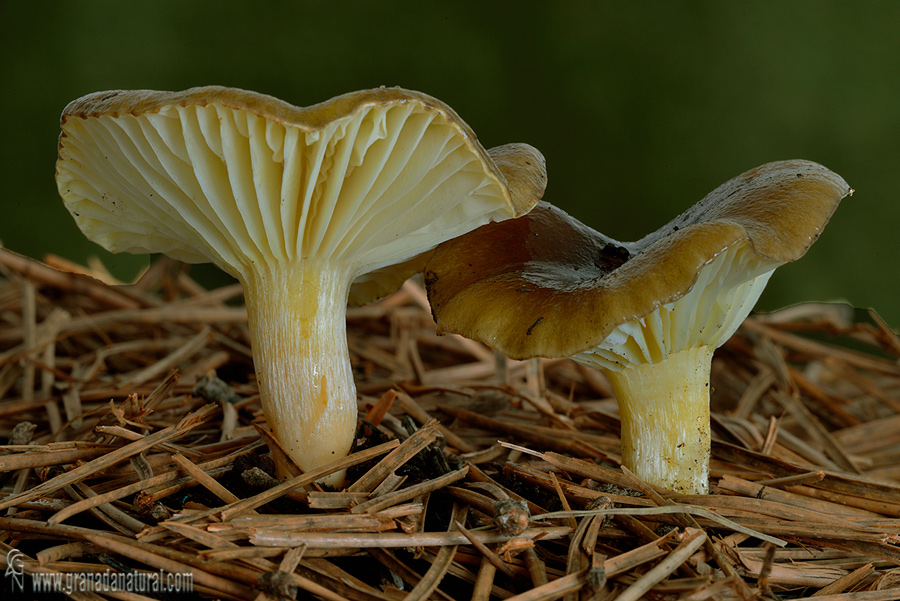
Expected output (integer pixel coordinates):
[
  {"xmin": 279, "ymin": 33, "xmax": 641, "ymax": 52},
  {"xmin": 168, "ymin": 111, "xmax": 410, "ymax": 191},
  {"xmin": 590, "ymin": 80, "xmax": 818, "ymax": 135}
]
[
  {"xmin": 344, "ymin": 143, "xmax": 547, "ymax": 306},
  {"xmin": 425, "ymin": 160, "xmax": 852, "ymax": 361},
  {"xmin": 56, "ymin": 85, "xmax": 546, "ymax": 289}
]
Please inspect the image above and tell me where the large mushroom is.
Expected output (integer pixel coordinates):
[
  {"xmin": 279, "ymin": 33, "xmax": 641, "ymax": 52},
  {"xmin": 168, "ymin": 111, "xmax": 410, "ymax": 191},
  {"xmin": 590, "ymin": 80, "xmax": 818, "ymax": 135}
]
[
  {"xmin": 56, "ymin": 85, "xmax": 546, "ymax": 483},
  {"xmin": 425, "ymin": 160, "xmax": 851, "ymax": 494}
]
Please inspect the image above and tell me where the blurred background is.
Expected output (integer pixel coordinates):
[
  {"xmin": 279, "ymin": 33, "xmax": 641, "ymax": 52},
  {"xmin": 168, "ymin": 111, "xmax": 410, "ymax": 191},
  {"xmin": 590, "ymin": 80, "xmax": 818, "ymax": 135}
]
[{"xmin": 2, "ymin": 2, "xmax": 898, "ymax": 325}]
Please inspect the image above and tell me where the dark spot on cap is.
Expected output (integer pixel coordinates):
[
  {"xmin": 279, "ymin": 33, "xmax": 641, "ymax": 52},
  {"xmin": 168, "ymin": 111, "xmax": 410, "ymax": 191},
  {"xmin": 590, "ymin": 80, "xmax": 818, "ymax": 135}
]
[
  {"xmin": 594, "ymin": 242, "xmax": 631, "ymax": 271},
  {"xmin": 526, "ymin": 316, "xmax": 544, "ymax": 336}
]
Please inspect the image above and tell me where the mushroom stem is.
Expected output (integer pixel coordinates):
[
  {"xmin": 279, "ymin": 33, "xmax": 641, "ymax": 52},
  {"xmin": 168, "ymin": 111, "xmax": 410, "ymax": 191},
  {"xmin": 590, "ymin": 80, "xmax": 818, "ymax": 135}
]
[
  {"xmin": 604, "ymin": 346, "xmax": 713, "ymax": 494},
  {"xmin": 241, "ymin": 261, "xmax": 357, "ymax": 485}
]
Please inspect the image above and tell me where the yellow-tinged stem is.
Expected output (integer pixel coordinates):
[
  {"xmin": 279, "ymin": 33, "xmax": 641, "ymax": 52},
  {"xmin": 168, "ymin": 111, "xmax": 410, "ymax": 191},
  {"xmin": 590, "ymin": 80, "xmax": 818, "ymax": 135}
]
[
  {"xmin": 240, "ymin": 261, "xmax": 357, "ymax": 485},
  {"xmin": 604, "ymin": 346, "xmax": 713, "ymax": 494}
]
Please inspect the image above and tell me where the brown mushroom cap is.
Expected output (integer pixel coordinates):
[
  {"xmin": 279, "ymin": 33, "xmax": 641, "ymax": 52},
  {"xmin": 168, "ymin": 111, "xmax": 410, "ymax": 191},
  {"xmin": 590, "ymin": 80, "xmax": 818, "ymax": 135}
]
[{"xmin": 425, "ymin": 160, "xmax": 852, "ymax": 361}]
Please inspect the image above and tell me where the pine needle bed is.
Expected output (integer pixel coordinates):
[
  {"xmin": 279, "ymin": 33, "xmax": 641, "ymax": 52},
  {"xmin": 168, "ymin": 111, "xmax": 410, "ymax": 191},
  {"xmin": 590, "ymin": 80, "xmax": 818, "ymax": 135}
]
[{"xmin": 1, "ymin": 248, "xmax": 899, "ymax": 600}]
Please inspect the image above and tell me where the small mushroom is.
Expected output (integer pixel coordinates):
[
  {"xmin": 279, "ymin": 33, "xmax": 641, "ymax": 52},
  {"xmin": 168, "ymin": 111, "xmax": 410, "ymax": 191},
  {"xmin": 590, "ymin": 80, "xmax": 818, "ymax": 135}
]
[
  {"xmin": 425, "ymin": 160, "xmax": 851, "ymax": 494},
  {"xmin": 56, "ymin": 85, "xmax": 546, "ymax": 483}
]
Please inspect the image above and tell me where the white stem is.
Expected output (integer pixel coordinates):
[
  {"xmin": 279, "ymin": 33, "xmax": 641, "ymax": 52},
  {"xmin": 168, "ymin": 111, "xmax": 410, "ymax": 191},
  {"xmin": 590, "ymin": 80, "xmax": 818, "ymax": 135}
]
[
  {"xmin": 604, "ymin": 346, "xmax": 713, "ymax": 494},
  {"xmin": 241, "ymin": 262, "xmax": 357, "ymax": 484}
]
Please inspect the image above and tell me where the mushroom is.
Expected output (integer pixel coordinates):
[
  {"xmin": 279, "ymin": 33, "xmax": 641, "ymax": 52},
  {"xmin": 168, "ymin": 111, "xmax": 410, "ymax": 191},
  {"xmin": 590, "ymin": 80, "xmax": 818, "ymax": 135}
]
[
  {"xmin": 425, "ymin": 160, "xmax": 851, "ymax": 494},
  {"xmin": 56, "ymin": 85, "xmax": 546, "ymax": 483}
]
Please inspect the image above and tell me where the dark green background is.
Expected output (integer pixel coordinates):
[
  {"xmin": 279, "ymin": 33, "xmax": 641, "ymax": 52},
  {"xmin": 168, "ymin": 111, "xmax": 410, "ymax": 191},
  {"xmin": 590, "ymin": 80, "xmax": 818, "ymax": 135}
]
[{"xmin": 2, "ymin": 2, "xmax": 898, "ymax": 324}]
